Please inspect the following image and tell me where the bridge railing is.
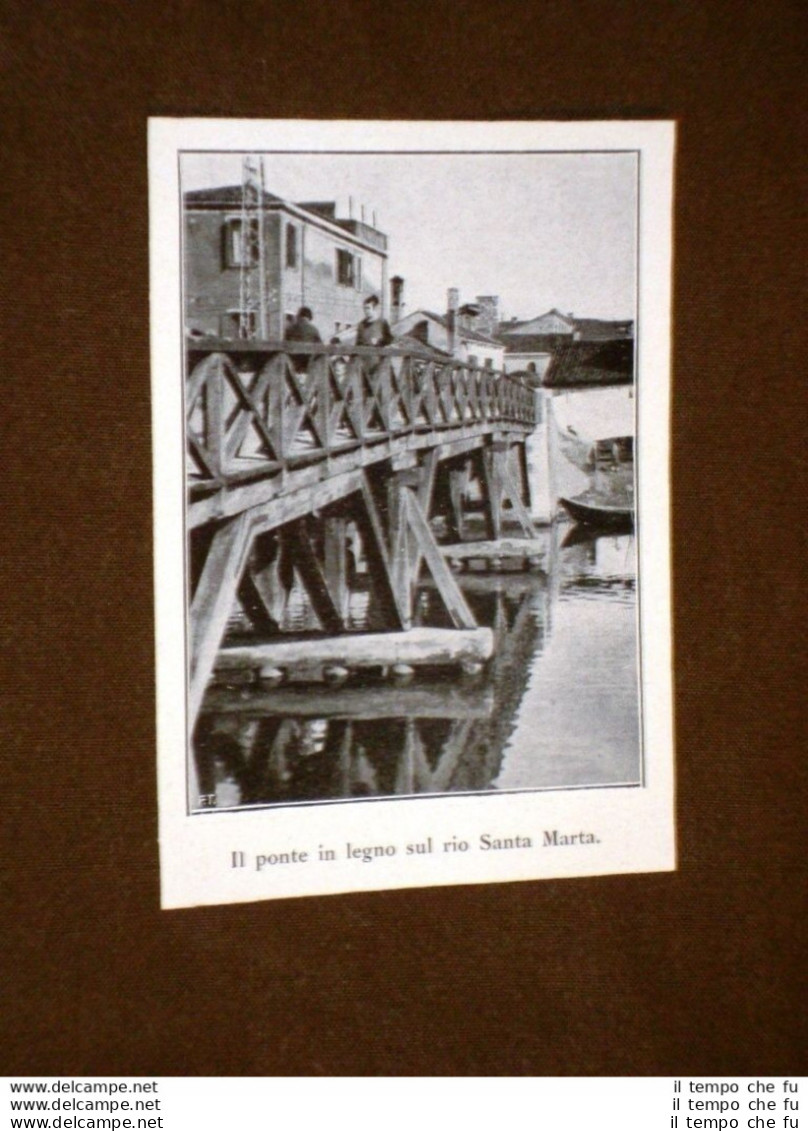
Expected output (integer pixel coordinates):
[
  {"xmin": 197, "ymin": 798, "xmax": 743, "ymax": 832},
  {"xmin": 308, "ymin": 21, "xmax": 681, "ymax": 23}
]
[{"xmin": 185, "ymin": 340, "xmax": 537, "ymax": 486}]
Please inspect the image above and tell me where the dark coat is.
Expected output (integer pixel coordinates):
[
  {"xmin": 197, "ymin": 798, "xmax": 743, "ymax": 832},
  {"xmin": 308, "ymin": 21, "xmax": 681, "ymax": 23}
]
[
  {"xmin": 285, "ymin": 317, "xmax": 322, "ymax": 343},
  {"xmin": 355, "ymin": 317, "xmax": 393, "ymax": 347}
]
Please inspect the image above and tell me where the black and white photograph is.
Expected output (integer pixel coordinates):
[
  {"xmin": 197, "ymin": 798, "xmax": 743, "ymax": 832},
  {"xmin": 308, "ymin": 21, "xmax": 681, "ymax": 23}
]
[{"xmin": 150, "ymin": 119, "xmax": 675, "ymax": 908}]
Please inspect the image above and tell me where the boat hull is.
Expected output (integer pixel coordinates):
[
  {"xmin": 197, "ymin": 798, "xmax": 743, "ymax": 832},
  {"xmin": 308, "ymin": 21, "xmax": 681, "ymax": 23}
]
[{"xmin": 559, "ymin": 495, "xmax": 634, "ymax": 531}]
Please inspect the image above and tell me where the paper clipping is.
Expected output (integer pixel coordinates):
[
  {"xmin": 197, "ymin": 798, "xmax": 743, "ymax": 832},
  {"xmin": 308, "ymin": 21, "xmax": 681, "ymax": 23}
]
[{"xmin": 149, "ymin": 118, "xmax": 675, "ymax": 908}]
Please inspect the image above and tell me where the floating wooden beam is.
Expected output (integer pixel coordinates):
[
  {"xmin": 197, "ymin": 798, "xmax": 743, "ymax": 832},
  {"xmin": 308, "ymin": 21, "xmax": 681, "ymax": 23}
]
[
  {"xmin": 440, "ymin": 537, "xmax": 548, "ymax": 562},
  {"xmin": 215, "ymin": 625, "xmax": 493, "ymax": 678},
  {"xmin": 423, "ymin": 571, "xmax": 546, "ymax": 595}
]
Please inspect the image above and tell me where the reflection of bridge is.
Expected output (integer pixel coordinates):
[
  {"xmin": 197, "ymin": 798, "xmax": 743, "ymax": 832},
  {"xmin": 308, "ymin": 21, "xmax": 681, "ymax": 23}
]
[
  {"xmin": 195, "ymin": 573, "xmax": 547, "ymax": 808},
  {"xmin": 187, "ymin": 341, "xmax": 537, "ymax": 724}
]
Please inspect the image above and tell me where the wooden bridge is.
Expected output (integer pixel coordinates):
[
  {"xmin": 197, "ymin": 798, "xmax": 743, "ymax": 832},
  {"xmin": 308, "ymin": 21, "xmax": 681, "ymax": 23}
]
[{"xmin": 186, "ymin": 340, "xmax": 538, "ymax": 726}]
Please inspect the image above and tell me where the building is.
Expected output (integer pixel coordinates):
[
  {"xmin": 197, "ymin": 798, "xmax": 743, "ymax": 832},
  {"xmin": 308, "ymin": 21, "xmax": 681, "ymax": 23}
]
[
  {"xmin": 499, "ymin": 307, "xmax": 633, "ymax": 346},
  {"xmin": 392, "ymin": 289, "xmax": 505, "ymax": 368},
  {"xmin": 183, "ymin": 185, "xmax": 389, "ymax": 340},
  {"xmin": 497, "ymin": 308, "xmax": 634, "ymax": 382}
]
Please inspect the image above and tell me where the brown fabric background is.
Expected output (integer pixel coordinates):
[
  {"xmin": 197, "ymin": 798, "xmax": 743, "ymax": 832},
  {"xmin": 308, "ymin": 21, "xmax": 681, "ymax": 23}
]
[{"xmin": 2, "ymin": 0, "xmax": 805, "ymax": 1076}]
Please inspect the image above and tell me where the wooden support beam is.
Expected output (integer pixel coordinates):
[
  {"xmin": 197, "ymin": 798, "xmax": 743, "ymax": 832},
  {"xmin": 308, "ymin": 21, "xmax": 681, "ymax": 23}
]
[
  {"xmin": 355, "ymin": 472, "xmax": 408, "ymax": 629},
  {"xmin": 248, "ymin": 533, "xmax": 294, "ymax": 628},
  {"xmin": 480, "ymin": 446, "xmax": 504, "ymax": 540},
  {"xmin": 516, "ymin": 440, "xmax": 531, "ymax": 508},
  {"xmin": 237, "ymin": 570, "xmax": 280, "ymax": 635},
  {"xmin": 447, "ymin": 465, "xmax": 467, "ymax": 542},
  {"xmin": 408, "ymin": 448, "xmax": 440, "ymax": 582},
  {"xmin": 403, "ymin": 489, "xmax": 478, "ymax": 630},
  {"xmin": 188, "ymin": 421, "xmax": 534, "ymax": 528},
  {"xmin": 285, "ymin": 519, "xmax": 344, "ymax": 634},
  {"xmin": 323, "ymin": 516, "xmax": 349, "ymax": 621},
  {"xmin": 203, "ymin": 354, "xmax": 226, "ymax": 478},
  {"xmin": 500, "ymin": 460, "xmax": 536, "ymax": 536},
  {"xmin": 189, "ymin": 510, "xmax": 253, "ymax": 726},
  {"xmin": 417, "ymin": 448, "xmax": 439, "ymax": 514}
]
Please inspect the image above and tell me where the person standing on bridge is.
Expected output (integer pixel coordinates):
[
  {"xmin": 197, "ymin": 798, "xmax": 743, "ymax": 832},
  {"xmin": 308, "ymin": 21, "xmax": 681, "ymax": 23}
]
[
  {"xmin": 286, "ymin": 306, "xmax": 322, "ymax": 372},
  {"xmin": 286, "ymin": 306, "xmax": 322, "ymax": 344},
  {"xmin": 354, "ymin": 295, "xmax": 393, "ymax": 347}
]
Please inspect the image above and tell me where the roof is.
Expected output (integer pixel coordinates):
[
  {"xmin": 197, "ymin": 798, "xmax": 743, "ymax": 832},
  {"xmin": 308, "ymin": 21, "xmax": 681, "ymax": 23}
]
[
  {"xmin": 500, "ymin": 334, "xmax": 563, "ymax": 354},
  {"xmin": 496, "ymin": 313, "xmax": 634, "ymax": 342},
  {"xmin": 183, "ymin": 185, "xmax": 286, "ymax": 207},
  {"xmin": 393, "ymin": 334, "xmax": 451, "ymax": 359},
  {"xmin": 499, "ymin": 309, "xmax": 576, "ymax": 335},
  {"xmin": 543, "ymin": 339, "xmax": 634, "ymax": 388},
  {"xmin": 419, "ymin": 310, "xmax": 502, "ymax": 347},
  {"xmin": 573, "ymin": 318, "xmax": 634, "ymax": 341},
  {"xmin": 184, "ymin": 186, "xmax": 388, "ymax": 251}
]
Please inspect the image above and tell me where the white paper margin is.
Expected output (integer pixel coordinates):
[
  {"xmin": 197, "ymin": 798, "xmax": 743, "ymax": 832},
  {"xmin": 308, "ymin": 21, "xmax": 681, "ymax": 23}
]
[{"xmin": 149, "ymin": 119, "xmax": 676, "ymax": 909}]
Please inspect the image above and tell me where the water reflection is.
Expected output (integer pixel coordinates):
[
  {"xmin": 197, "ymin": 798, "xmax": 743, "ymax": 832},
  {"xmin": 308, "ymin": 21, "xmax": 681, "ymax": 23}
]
[{"xmin": 193, "ymin": 522, "xmax": 640, "ymax": 809}]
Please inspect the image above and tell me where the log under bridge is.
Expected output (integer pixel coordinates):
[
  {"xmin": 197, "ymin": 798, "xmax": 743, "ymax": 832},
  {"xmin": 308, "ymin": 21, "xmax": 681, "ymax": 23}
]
[{"xmin": 186, "ymin": 340, "xmax": 538, "ymax": 727}]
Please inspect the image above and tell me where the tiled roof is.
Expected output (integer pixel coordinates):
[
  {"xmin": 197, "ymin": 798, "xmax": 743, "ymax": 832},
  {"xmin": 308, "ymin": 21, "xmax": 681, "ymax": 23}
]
[
  {"xmin": 420, "ymin": 311, "xmax": 502, "ymax": 346},
  {"xmin": 543, "ymin": 340, "xmax": 634, "ymax": 388},
  {"xmin": 500, "ymin": 335, "xmax": 563, "ymax": 354},
  {"xmin": 573, "ymin": 318, "xmax": 634, "ymax": 341},
  {"xmin": 497, "ymin": 315, "xmax": 634, "ymax": 342},
  {"xmin": 394, "ymin": 334, "xmax": 451, "ymax": 358},
  {"xmin": 184, "ymin": 185, "xmax": 286, "ymax": 207}
]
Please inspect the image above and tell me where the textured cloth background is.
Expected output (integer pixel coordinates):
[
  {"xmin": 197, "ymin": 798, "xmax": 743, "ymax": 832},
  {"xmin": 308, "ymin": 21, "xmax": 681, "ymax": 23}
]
[{"xmin": 1, "ymin": 0, "xmax": 804, "ymax": 1076}]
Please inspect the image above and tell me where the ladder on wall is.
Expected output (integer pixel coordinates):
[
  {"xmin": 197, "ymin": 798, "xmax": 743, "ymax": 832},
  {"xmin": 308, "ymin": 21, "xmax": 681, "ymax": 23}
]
[{"xmin": 239, "ymin": 155, "xmax": 268, "ymax": 339}]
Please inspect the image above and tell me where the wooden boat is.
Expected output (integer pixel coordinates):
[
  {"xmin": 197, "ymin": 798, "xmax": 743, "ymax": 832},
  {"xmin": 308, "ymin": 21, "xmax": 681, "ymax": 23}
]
[{"xmin": 559, "ymin": 492, "xmax": 634, "ymax": 531}]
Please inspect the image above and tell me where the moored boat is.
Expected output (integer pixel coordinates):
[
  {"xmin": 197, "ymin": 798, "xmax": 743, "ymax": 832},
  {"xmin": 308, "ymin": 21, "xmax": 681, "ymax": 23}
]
[{"xmin": 559, "ymin": 492, "xmax": 634, "ymax": 531}]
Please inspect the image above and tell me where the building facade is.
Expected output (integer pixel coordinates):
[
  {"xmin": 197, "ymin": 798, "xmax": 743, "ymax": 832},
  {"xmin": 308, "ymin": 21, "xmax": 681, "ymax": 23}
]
[
  {"xmin": 183, "ymin": 186, "xmax": 389, "ymax": 340},
  {"xmin": 391, "ymin": 309, "xmax": 505, "ymax": 368}
]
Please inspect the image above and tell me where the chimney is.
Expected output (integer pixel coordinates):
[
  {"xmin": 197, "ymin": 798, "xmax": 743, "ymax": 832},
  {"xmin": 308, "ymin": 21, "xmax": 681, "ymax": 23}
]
[
  {"xmin": 447, "ymin": 288, "xmax": 459, "ymax": 355},
  {"xmin": 476, "ymin": 295, "xmax": 500, "ymax": 336},
  {"xmin": 390, "ymin": 276, "xmax": 405, "ymax": 324}
]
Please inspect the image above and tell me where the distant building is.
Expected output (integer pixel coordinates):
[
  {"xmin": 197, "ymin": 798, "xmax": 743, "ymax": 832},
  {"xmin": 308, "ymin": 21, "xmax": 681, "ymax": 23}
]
[
  {"xmin": 392, "ymin": 310, "xmax": 504, "ymax": 368},
  {"xmin": 183, "ymin": 185, "xmax": 389, "ymax": 339},
  {"xmin": 392, "ymin": 289, "xmax": 505, "ymax": 368},
  {"xmin": 497, "ymin": 308, "xmax": 633, "ymax": 381}
]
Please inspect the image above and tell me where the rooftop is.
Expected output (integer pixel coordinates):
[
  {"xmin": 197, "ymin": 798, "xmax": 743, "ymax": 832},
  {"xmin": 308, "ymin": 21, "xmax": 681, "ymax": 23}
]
[
  {"xmin": 419, "ymin": 310, "xmax": 502, "ymax": 347},
  {"xmin": 184, "ymin": 186, "xmax": 388, "ymax": 251},
  {"xmin": 542, "ymin": 339, "xmax": 634, "ymax": 388}
]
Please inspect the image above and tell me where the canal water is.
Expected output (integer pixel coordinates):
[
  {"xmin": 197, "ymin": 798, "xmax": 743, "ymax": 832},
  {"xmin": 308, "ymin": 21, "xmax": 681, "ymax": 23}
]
[{"xmin": 193, "ymin": 522, "xmax": 641, "ymax": 810}]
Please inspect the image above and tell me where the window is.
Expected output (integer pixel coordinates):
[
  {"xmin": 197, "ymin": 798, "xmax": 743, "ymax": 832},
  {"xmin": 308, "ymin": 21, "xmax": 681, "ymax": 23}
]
[
  {"xmin": 285, "ymin": 224, "xmax": 298, "ymax": 268},
  {"xmin": 336, "ymin": 248, "xmax": 355, "ymax": 286},
  {"xmin": 223, "ymin": 218, "xmax": 259, "ymax": 268}
]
